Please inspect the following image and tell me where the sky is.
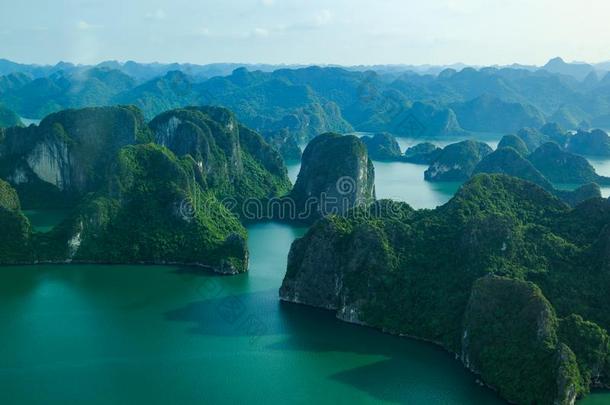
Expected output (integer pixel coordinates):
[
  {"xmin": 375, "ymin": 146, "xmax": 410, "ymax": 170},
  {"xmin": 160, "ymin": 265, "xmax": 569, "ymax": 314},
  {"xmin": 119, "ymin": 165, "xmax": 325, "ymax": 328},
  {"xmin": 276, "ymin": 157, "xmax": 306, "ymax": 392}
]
[{"xmin": 1, "ymin": 0, "xmax": 609, "ymax": 67}]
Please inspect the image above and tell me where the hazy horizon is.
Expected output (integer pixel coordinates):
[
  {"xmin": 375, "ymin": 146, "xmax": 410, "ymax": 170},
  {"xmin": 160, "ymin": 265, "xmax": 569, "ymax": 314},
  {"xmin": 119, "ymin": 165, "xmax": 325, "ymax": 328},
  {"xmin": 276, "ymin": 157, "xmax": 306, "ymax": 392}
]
[
  {"xmin": 2, "ymin": 0, "xmax": 609, "ymax": 67},
  {"xmin": 1, "ymin": 56, "xmax": 608, "ymax": 69}
]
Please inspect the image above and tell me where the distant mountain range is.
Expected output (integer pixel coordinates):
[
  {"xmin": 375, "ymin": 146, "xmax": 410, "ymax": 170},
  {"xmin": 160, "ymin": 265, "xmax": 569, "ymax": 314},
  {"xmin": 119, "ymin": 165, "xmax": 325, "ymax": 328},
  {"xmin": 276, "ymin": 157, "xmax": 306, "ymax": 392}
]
[
  {"xmin": 1, "ymin": 57, "xmax": 608, "ymax": 81},
  {"xmin": 1, "ymin": 57, "xmax": 610, "ymax": 146}
]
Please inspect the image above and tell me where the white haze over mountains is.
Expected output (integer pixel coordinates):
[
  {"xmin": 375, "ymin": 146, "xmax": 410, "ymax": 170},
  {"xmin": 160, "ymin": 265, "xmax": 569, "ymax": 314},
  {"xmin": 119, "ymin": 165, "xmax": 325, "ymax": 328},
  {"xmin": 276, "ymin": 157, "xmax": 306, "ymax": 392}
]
[{"xmin": 1, "ymin": 0, "xmax": 609, "ymax": 67}]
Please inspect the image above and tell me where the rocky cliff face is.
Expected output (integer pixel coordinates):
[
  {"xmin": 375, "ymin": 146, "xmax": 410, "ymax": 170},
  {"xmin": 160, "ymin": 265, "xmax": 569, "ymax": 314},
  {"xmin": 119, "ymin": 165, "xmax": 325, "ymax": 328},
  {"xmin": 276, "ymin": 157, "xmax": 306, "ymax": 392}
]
[
  {"xmin": 361, "ymin": 132, "xmax": 402, "ymax": 161},
  {"xmin": 280, "ymin": 200, "xmax": 412, "ymax": 320},
  {"xmin": 150, "ymin": 106, "xmax": 243, "ymax": 183},
  {"xmin": 280, "ymin": 174, "xmax": 610, "ymax": 404},
  {"xmin": 567, "ymin": 129, "xmax": 610, "ymax": 157},
  {"xmin": 280, "ymin": 219, "xmax": 345, "ymax": 310},
  {"xmin": 404, "ymin": 142, "xmax": 442, "ymax": 164},
  {"xmin": 150, "ymin": 106, "xmax": 291, "ymax": 204},
  {"xmin": 0, "ymin": 106, "xmax": 146, "ymax": 204},
  {"xmin": 424, "ymin": 140, "xmax": 493, "ymax": 182},
  {"xmin": 0, "ymin": 179, "xmax": 32, "ymax": 263},
  {"xmin": 0, "ymin": 105, "xmax": 291, "ymax": 210},
  {"xmin": 66, "ymin": 144, "xmax": 249, "ymax": 273},
  {"xmin": 290, "ymin": 133, "xmax": 375, "ymax": 221},
  {"xmin": 0, "ymin": 105, "xmax": 292, "ymax": 273},
  {"xmin": 462, "ymin": 276, "xmax": 581, "ymax": 405}
]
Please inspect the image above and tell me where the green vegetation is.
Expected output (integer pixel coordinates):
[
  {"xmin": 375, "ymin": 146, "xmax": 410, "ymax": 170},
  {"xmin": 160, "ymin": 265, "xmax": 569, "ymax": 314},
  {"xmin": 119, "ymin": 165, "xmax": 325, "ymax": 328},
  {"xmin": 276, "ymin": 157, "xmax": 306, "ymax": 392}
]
[
  {"xmin": 473, "ymin": 146, "xmax": 602, "ymax": 206},
  {"xmin": 0, "ymin": 179, "xmax": 32, "ymax": 262},
  {"xmin": 516, "ymin": 127, "xmax": 551, "ymax": 152},
  {"xmin": 528, "ymin": 142, "xmax": 610, "ymax": 184},
  {"xmin": 3, "ymin": 61, "xmax": 610, "ymax": 143},
  {"xmin": 424, "ymin": 140, "xmax": 492, "ymax": 181},
  {"xmin": 0, "ymin": 105, "xmax": 291, "ymax": 272},
  {"xmin": 567, "ymin": 129, "xmax": 610, "ymax": 157},
  {"xmin": 497, "ymin": 134, "xmax": 529, "ymax": 156},
  {"xmin": 404, "ymin": 142, "xmax": 442, "ymax": 164},
  {"xmin": 149, "ymin": 106, "xmax": 291, "ymax": 206},
  {"xmin": 463, "ymin": 277, "xmax": 582, "ymax": 405},
  {"xmin": 290, "ymin": 133, "xmax": 375, "ymax": 221},
  {"xmin": 68, "ymin": 144, "xmax": 248, "ymax": 272},
  {"xmin": 0, "ymin": 106, "xmax": 149, "ymax": 206},
  {"xmin": 361, "ymin": 132, "xmax": 402, "ymax": 161},
  {"xmin": 265, "ymin": 129, "xmax": 302, "ymax": 161},
  {"xmin": 0, "ymin": 105, "xmax": 22, "ymax": 128},
  {"xmin": 451, "ymin": 94, "xmax": 545, "ymax": 133},
  {"xmin": 282, "ymin": 174, "xmax": 610, "ymax": 404},
  {"xmin": 473, "ymin": 147, "xmax": 552, "ymax": 189}
]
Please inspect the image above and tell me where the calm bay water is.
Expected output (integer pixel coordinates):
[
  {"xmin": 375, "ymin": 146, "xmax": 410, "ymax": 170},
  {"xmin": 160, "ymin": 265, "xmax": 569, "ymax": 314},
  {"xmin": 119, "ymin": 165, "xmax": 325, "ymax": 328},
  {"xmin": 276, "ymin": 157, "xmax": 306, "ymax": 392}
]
[
  {"xmin": 0, "ymin": 220, "xmax": 505, "ymax": 404},
  {"xmin": 2, "ymin": 143, "xmax": 610, "ymax": 404},
  {"xmin": 19, "ymin": 117, "xmax": 41, "ymax": 126},
  {"xmin": 287, "ymin": 158, "xmax": 460, "ymax": 209},
  {"xmin": 587, "ymin": 157, "xmax": 610, "ymax": 198},
  {"xmin": 22, "ymin": 210, "xmax": 70, "ymax": 233}
]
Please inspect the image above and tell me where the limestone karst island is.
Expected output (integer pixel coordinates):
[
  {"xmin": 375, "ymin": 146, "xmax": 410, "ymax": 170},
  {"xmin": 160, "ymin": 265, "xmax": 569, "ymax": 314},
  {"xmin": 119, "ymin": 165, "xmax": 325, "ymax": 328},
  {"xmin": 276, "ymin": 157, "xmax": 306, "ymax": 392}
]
[{"xmin": 1, "ymin": 1, "xmax": 610, "ymax": 404}]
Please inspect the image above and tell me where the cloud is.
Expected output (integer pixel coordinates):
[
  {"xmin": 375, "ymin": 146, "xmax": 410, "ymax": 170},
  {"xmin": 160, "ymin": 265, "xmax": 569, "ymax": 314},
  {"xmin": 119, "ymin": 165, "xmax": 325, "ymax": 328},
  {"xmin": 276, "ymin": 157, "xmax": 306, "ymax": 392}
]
[
  {"xmin": 196, "ymin": 27, "xmax": 211, "ymax": 37},
  {"xmin": 261, "ymin": 8, "xmax": 334, "ymax": 36},
  {"xmin": 314, "ymin": 9, "xmax": 333, "ymax": 26},
  {"xmin": 278, "ymin": 9, "xmax": 334, "ymax": 32},
  {"xmin": 260, "ymin": 0, "xmax": 274, "ymax": 6},
  {"xmin": 145, "ymin": 9, "xmax": 166, "ymax": 20},
  {"xmin": 253, "ymin": 28, "xmax": 270, "ymax": 38},
  {"xmin": 76, "ymin": 20, "xmax": 103, "ymax": 30}
]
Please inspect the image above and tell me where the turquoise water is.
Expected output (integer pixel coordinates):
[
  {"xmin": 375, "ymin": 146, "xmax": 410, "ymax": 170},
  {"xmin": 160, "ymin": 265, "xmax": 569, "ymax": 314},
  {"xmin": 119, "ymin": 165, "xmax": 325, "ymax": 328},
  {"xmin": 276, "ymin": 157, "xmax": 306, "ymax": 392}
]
[
  {"xmin": 587, "ymin": 157, "xmax": 610, "ymax": 198},
  {"xmin": 394, "ymin": 133, "xmax": 502, "ymax": 152},
  {"xmin": 19, "ymin": 117, "xmax": 41, "ymax": 126},
  {"xmin": 22, "ymin": 210, "xmax": 69, "ymax": 233},
  {"xmin": 286, "ymin": 160, "xmax": 459, "ymax": 209},
  {"xmin": 372, "ymin": 161, "xmax": 460, "ymax": 209},
  {"xmin": 350, "ymin": 132, "xmax": 502, "ymax": 152},
  {"xmin": 0, "ymin": 221, "xmax": 506, "ymax": 404},
  {"xmin": 4, "ymin": 144, "xmax": 610, "ymax": 403}
]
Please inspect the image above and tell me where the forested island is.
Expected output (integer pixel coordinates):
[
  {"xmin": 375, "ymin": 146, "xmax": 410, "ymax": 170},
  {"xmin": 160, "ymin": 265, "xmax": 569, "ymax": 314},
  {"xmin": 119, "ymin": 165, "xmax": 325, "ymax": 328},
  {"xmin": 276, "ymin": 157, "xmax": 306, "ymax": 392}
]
[
  {"xmin": 0, "ymin": 106, "xmax": 290, "ymax": 272},
  {"xmin": 2, "ymin": 57, "xmax": 610, "ymax": 404}
]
